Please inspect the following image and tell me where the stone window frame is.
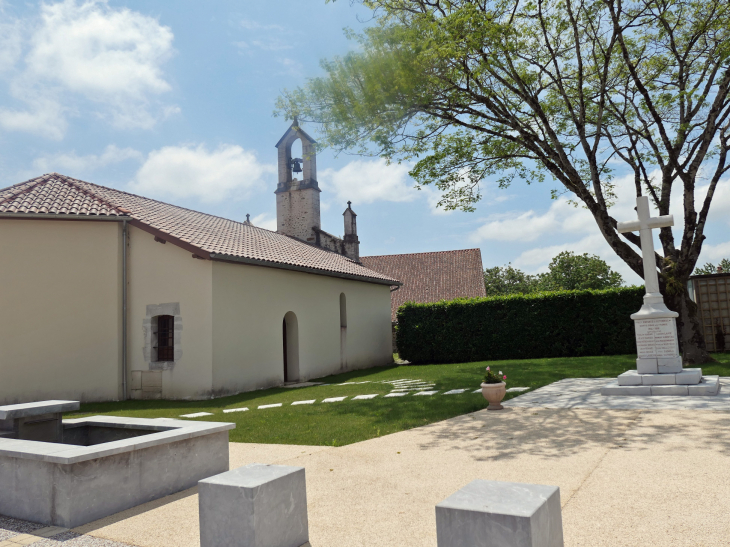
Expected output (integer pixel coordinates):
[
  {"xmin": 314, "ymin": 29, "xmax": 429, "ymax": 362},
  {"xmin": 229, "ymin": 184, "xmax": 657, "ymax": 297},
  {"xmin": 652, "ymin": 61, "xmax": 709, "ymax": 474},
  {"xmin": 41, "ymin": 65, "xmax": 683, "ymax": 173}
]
[{"xmin": 143, "ymin": 303, "xmax": 182, "ymax": 371}]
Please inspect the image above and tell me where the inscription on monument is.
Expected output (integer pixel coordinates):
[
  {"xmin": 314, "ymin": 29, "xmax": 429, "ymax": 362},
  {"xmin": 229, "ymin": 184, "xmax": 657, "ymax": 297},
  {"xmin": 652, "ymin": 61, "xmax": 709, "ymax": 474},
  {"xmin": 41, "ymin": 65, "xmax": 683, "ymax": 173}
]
[{"xmin": 635, "ymin": 318, "xmax": 677, "ymax": 357}]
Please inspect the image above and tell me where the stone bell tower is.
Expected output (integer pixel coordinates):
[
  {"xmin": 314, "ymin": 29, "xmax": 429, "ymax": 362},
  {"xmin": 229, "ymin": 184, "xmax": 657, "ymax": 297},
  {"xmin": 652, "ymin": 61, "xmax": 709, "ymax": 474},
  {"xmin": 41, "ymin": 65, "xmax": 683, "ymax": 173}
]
[{"xmin": 275, "ymin": 118, "xmax": 321, "ymax": 243}]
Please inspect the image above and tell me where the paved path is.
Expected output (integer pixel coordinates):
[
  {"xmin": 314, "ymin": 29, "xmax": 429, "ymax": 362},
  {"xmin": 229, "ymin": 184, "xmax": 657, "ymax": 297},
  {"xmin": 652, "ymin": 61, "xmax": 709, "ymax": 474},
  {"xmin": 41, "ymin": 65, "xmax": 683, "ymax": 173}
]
[
  {"xmin": 4, "ymin": 381, "xmax": 730, "ymax": 547},
  {"xmin": 506, "ymin": 376, "xmax": 730, "ymax": 409}
]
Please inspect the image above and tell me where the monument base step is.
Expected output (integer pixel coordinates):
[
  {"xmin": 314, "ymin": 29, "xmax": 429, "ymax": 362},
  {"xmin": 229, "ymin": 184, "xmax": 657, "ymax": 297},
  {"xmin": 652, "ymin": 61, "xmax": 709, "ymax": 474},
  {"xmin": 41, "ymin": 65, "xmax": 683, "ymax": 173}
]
[
  {"xmin": 617, "ymin": 368, "xmax": 702, "ymax": 386},
  {"xmin": 602, "ymin": 375, "xmax": 720, "ymax": 396}
]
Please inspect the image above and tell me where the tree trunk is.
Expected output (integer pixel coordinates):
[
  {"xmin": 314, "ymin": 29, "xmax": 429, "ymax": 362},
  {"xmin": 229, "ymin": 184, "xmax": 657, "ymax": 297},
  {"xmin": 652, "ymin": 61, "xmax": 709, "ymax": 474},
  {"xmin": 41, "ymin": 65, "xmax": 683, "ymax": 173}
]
[{"xmin": 664, "ymin": 288, "xmax": 713, "ymax": 365}]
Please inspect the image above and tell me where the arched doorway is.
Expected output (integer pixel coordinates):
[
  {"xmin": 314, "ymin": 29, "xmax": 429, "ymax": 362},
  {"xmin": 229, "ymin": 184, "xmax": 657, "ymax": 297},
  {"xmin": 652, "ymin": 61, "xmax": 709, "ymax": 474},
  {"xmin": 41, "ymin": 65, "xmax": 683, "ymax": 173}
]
[
  {"xmin": 339, "ymin": 293, "xmax": 347, "ymax": 369},
  {"xmin": 282, "ymin": 311, "xmax": 299, "ymax": 382}
]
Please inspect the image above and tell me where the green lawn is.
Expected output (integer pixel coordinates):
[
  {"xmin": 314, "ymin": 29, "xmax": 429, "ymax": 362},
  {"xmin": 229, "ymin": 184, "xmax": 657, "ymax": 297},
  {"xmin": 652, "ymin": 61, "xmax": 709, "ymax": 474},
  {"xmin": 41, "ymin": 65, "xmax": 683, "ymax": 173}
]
[{"xmin": 69, "ymin": 353, "xmax": 730, "ymax": 446}]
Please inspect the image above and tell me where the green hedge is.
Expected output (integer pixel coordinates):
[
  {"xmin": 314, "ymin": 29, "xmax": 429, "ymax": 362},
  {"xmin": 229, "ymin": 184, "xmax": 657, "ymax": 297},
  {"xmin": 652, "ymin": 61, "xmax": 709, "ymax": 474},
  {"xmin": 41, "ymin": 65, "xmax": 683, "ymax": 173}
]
[{"xmin": 396, "ymin": 287, "xmax": 644, "ymax": 363}]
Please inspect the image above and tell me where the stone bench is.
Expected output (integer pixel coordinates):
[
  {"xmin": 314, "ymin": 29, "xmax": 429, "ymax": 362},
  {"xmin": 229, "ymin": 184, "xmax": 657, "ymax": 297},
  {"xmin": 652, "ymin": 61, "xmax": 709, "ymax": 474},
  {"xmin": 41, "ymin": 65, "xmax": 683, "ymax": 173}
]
[
  {"xmin": 0, "ymin": 400, "xmax": 79, "ymax": 442},
  {"xmin": 436, "ymin": 479, "xmax": 563, "ymax": 547},
  {"xmin": 199, "ymin": 463, "xmax": 309, "ymax": 547}
]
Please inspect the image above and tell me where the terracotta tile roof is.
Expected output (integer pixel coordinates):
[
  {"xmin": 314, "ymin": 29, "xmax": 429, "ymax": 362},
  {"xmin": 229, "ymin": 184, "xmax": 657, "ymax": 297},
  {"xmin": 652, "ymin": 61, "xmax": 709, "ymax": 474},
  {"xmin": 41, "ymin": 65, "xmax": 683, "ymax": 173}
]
[
  {"xmin": 361, "ymin": 249, "xmax": 486, "ymax": 320},
  {"xmin": 0, "ymin": 173, "xmax": 398, "ymax": 285}
]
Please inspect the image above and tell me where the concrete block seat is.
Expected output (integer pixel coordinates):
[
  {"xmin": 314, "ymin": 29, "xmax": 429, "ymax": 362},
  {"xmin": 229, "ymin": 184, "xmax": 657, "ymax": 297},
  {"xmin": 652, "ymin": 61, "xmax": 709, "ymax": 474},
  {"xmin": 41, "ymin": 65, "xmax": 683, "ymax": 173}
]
[
  {"xmin": 436, "ymin": 479, "xmax": 564, "ymax": 547},
  {"xmin": 0, "ymin": 402, "xmax": 234, "ymax": 528},
  {"xmin": 199, "ymin": 463, "xmax": 309, "ymax": 547}
]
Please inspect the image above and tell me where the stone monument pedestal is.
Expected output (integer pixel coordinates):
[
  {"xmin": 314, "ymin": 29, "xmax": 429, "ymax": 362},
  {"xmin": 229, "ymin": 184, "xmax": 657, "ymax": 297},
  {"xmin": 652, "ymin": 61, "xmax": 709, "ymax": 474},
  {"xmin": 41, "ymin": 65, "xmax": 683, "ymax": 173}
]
[
  {"xmin": 602, "ymin": 196, "xmax": 720, "ymax": 397},
  {"xmin": 601, "ymin": 282, "xmax": 721, "ymax": 397}
]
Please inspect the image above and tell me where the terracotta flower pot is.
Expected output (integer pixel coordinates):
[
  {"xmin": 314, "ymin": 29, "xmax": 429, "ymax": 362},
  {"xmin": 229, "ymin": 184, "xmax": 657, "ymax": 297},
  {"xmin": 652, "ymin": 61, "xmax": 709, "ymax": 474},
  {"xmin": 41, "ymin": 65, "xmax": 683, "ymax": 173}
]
[{"xmin": 481, "ymin": 382, "xmax": 506, "ymax": 410}]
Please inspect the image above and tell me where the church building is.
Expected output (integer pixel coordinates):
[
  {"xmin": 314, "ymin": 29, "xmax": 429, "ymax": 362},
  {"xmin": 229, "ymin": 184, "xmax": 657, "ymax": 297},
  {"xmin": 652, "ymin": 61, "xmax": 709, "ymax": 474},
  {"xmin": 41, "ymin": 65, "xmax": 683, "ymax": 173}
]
[{"xmin": 0, "ymin": 122, "xmax": 398, "ymax": 404}]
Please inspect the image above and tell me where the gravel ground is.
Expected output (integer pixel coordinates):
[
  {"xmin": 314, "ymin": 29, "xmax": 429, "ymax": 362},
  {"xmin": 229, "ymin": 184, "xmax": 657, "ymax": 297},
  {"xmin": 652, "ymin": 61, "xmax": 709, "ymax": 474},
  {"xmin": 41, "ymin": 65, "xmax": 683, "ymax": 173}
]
[
  {"xmin": 34, "ymin": 531, "xmax": 137, "ymax": 547},
  {"xmin": 0, "ymin": 515, "xmax": 46, "ymax": 540},
  {"xmin": 0, "ymin": 516, "xmax": 137, "ymax": 546}
]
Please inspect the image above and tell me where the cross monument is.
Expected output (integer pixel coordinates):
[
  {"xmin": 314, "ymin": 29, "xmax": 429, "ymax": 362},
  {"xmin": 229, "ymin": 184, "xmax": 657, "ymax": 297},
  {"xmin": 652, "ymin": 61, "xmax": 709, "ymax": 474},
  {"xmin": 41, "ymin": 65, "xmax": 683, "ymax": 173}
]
[
  {"xmin": 617, "ymin": 195, "xmax": 674, "ymax": 310},
  {"xmin": 601, "ymin": 195, "xmax": 719, "ymax": 395}
]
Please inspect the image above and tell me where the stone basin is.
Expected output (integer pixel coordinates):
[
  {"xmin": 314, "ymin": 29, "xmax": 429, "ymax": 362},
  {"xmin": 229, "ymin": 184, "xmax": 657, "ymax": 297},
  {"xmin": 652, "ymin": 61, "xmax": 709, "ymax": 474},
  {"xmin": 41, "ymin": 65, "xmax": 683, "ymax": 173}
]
[{"xmin": 0, "ymin": 401, "xmax": 234, "ymax": 528}]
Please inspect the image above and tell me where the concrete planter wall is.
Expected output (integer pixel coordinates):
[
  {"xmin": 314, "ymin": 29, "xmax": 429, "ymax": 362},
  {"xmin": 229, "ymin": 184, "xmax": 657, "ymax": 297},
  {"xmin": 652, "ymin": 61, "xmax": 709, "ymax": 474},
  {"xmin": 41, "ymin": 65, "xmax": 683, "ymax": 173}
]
[{"xmin": 0, "ymin": 416, "xmax": 234, "ymax": 528}]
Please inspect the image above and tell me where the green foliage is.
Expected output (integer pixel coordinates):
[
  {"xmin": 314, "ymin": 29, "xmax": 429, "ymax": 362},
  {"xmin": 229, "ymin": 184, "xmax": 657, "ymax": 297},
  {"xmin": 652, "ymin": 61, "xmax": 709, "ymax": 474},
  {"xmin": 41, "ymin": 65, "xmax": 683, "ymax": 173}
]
[
  {"xmin": 484, "ymin": 252, "xmax": 624, "ymax": 295},
  {"xmin": 277, "ymin": 0, "xmax": 730, "ymax": 214},
  {"xmin": 539, "ymin": 252, "xmax": 624, "ymax": 291},
  {"xmin": 396, "ymin": 287, "xmax": 645, "ymax": 364},
  {"xmin": 694, "ymin": 258, "xmax": 730, "ymax": 275},
  {"xmin": 69, "ymin": 352, "xmax": 730, "ymax": 445},
  {"xmin": 483, "ymin": 263, "xmax": 540, "ymax": 296},
  {"xmin": 483, "ymin": 366, "xmax": 506, "ymax": 384}
]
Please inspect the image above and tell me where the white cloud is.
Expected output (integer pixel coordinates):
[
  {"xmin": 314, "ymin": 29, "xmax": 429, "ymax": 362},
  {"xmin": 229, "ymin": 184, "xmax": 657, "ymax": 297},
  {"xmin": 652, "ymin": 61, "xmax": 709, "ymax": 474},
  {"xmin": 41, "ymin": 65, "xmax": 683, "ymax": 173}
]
[
  {"xmin": 234, "ymin": 39, "xmax": 292, "ymax": 53},
  {"xmin": 698, "ymin": 178, "xmax": 730, "ymax": 226},
  {"xmin": 239, "ymin": 19, "xmax": 284, "ymax": 32},
  {"xmin": 32, "ymin": 144, "xmax": 142, "ymax": 175},
  {"xmin": 470, "ymin": 199, "xmax": 596, "ymax": 242},
  {"xmin": 474, "ymin": 170, "xmax": 730, "ymax": 283},
  {"xmin": 0, "ymin": 0, "xmax": 176, "ymax": 137},
  {"xmin": 471, "ymin": 172, "xmax": 651, "ymax": 244},
  {"xmin": 0, "ymin": 8, "xmax": 21, "ymax": 73},
  {"xmin": 275, "ymin": 57, "xmax": 302, "ymax": 77},
  {"xmin": 319, "ymin": 159, "xmax": 416, "ymax": 206},
  {"xmin": 250, "ymin": 213, "xmax": 277, "ymax": 231},
  {"xmin": 473, "ymin": 173, "xmax": 658, "ymax": 282},
  {"xmin": 420, "ymin": 185, "xmax": 453, "ymax": 216},
  {"xmin": 233, "ymin": 19, "xmax": 294, "ymax": 55},
  {"xmin": 129, "ymin": 144, "xmax": 275, "ymax": 204},
  {"xmin": 0, "ymin": 95, "xmax": 67, "ymax": 139},
  {"xmin": 698, "ymin": 241, "xmax": 730, "ymax": 262}
]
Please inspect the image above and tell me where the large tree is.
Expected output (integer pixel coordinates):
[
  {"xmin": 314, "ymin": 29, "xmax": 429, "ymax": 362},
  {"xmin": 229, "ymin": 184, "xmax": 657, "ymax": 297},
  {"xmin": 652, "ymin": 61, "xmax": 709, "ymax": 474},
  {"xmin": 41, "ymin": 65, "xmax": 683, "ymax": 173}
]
[
  {"xmin": 277, "ymin": 0, "xmax": 730, "ymax": 363},
  {"xmin": 540, "ymin": 251, "xmax": 625, "ymax": 291},
  {"xmin": 694, "ymin": 258, "xmax": 730, "ymax": 275},
  {"xmin": 484, "ymin": 252, "xmax": 624, "ymax": 294}
]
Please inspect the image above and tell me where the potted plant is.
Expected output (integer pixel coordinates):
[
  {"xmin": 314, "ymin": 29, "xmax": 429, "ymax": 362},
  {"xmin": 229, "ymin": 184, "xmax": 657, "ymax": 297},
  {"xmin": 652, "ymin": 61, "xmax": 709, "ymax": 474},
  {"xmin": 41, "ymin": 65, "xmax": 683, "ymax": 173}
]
[{"xmin": 481, "ymin": 366, "xmax": 507, "ymax": 410}]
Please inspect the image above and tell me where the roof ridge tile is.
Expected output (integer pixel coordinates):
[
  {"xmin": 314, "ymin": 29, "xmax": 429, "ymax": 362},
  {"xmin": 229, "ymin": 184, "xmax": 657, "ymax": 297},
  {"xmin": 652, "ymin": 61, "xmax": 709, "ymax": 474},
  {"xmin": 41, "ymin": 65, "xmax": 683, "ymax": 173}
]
[{"xmin": 1, "ymin": 173, "xmax": 398, "ymax": 285}]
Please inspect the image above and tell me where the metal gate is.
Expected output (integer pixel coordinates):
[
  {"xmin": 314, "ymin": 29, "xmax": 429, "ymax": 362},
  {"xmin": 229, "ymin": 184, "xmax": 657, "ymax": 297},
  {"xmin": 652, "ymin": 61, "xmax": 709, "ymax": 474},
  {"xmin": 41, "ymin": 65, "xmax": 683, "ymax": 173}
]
[{"xmin": 690, "ymin": 273, "xmax": 730, "ymax": 352}]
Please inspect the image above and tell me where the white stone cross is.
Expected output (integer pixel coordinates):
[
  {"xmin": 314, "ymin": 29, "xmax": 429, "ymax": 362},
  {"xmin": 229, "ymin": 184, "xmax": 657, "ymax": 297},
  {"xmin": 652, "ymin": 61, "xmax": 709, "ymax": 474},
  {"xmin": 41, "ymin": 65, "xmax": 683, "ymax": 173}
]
[{"xmin": 616, "ymin": 195, "xmax": 673, "ymax": 297}]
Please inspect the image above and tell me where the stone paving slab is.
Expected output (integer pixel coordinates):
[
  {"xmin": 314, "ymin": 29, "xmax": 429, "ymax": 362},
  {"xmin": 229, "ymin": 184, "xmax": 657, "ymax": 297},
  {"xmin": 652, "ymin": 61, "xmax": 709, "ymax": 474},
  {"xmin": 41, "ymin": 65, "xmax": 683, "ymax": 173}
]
[
  {"xmin": 63, "ymin": 405, "xmax": 730, "ymax": 547},
  {"xmin": 505, "ymin": 377, "xmax": 730, "ymax": 410},
  {"xmin": 6, "ymin": 401, "xmax": 730, "ymax": 547}
]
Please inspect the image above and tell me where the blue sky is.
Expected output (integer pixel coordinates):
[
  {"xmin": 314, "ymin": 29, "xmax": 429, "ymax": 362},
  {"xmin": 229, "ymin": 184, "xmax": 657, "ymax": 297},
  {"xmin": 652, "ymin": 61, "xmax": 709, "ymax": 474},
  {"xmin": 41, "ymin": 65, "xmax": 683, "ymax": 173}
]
[{"xmin": 1, "ymin": 0, "xmax": 729, "ymax": 285}]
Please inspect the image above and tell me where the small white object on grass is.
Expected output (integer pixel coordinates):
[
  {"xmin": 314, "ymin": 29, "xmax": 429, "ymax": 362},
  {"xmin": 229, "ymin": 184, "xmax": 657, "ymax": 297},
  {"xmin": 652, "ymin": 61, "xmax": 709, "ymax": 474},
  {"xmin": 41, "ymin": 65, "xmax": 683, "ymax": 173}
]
[
  {"xmin": 222, "ymin": 407, "xmax": 249, "ymax": 413},
  {"xmin": 322, "ymin": 396, "xmax": 347, "ymax": 403},
  {"xmin": 414, "ymin": 391, "xmax": 438, "ymax": 396},
  {"xmin": 292, "ymin": 400, "xmax": 316, "ymax": 405},
  {"xmin": 443, "ymin": 389, "xmax": 467, "ymax": 395},
  {"xmin": 384, "ymin": 392, "xmax": 408, "ymax": 398},
  {"xmin": 506, "ymin": 387, "xmax": 530, "ymax": 393},
  {"xmin": 258, "ymin": 403, "xmax": 282, "ymax": 409},
  {"xmin": 180, "ymin": 412, "xmax": 213, "ymax": 418},
  {"xmin": 472, "ymin": 388, "xmax": 483, "ymax": 393},
  {"xmin": 352, "ymin": 394, "xmax": 379, "ymax": 400}
]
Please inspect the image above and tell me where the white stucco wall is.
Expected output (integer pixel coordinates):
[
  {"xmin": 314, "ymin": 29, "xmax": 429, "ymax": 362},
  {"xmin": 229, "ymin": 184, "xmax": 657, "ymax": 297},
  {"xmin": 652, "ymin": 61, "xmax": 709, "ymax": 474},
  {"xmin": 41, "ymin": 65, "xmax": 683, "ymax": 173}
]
[
  {"xmin": 0, "ymin": 219, "xmax": 122, "ymax": 404},
  {"xmin": 0, "ymin": 218, "xmax": 391, "ymax": 404},
  {"xmin": 126, "ymin": 225, "xmax": 214, "ymax": 399},
  {"xmin": 211, "ymin": 260, "xmax": 393, "ymax": 396}
]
